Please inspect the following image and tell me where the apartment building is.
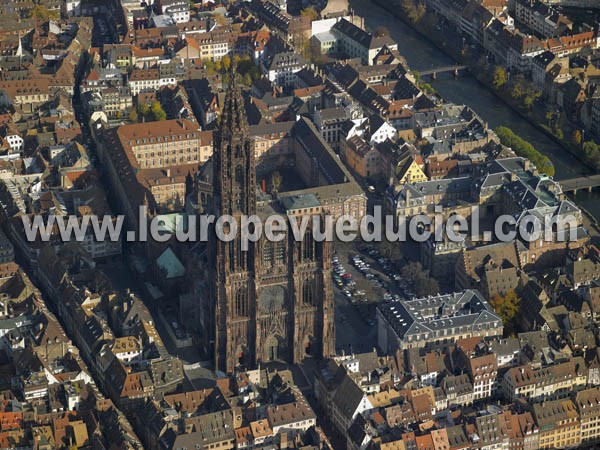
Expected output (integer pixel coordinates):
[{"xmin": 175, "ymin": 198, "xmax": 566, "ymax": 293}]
[
  {"xmin": 342, "ymin": 135, "xmax": 383, "ymax": 178},
  {"xmin": 332, "ymin": 18, "xmax": 397, "ymax": 65},
  {"xmin": 500, "ymin": 410, "xmax": 539, "ymax": 450},
  {"xmin": 128, "ymin": 69, "xmax": 176, "ymax": 96},
  {"xmin": 575, "ymin": 388, "xmax": 600, "ymax": 447},
  {"xmin": 0, "ymin": 124, "xmax": 24, "ymax": 155},
  {"xmin": 515, "ymin": 0, "xmax": 572, "ymax": 38},
  {"xmin": 115, "ymin": 119, "xmax": 203, "ymax": 170},
  {"xmin": 533, "ymin": 399, "xmax": 580, "ymax": 449},
  {"xmin": 159, "ymin": 0, "xmax": 190, "ymax": 24},
  {"xmin": 193, "ymin": 30, "xmax": 232, "ymax": 61},
  {"xmin": 502, "ymin": 361, "xmax": 587, "ymax": 403},
  {"xmin": 264, "ymin": 52, "xmax": 307, "ymax": 89},
  {"xmin": 250, "ymin": 121, "xmax": 294, "ymax": 161},
  {"xmin": 0, "ymin": 79, "xmax": 51, "ymax": 115},
  {"xmin": 456, "ymin": 348, "xmax": 498, "ymax": 401}
]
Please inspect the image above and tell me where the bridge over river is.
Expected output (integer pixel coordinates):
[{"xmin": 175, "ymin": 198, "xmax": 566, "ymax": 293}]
[
  {"xmin": 559, "ymin": 175, "xmax": 600, "ymax": 194},
  {"xmin": 419, "ymin": 65, "xmax": 468, "ymax": 79}
]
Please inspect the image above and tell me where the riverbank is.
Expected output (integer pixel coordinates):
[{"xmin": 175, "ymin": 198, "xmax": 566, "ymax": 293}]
[
  {"xmin": 579, "ymin": 203, "xmax": 600, "ymax": 238},
  {"xmin": 371, "ymin": 0, "xmax": 593, "ymax": 175}
]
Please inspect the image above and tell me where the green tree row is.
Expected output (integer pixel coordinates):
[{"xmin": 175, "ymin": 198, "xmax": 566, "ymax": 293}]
[{"xmin": 495, "ymin": 126, "xmax": 555, "ymax": 177}]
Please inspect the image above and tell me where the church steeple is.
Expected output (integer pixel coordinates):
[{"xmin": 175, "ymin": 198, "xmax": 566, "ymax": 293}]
[
  {"xmin": 214, "ymin": 62, "xmax": 256, "ymax": 216},
  {"xmin": 219, "ymin": 62, "xmax": 248, "ymax": 135},
  {"xmin": 15, "ymin": 33, "xmax": 23, "ymax": 58}
]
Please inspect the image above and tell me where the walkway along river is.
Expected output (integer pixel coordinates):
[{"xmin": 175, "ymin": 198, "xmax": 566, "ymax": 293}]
[{"xmin": 349, "ymin": 0, "xmax": 600, "ymax": 221}]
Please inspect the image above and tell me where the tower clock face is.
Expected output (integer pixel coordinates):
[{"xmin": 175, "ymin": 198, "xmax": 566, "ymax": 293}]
[{"xmin": 258, "ymin": 285, "xmax": 286, "ymax": 313}]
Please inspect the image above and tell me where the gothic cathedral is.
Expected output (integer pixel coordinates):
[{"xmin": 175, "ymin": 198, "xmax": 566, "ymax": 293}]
[{"xmin": 208, "ymin": 70, "xmax": 335, "ymax": 374}]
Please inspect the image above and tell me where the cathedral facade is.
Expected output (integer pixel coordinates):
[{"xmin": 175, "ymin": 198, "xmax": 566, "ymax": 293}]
[{"xmin": 207, "ymin": 72, "xmax": 335, "ymax": 374}]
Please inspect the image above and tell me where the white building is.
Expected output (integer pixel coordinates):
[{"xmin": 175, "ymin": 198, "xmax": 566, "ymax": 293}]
[
  {"xmin": 64, "ymin": 0, "xmax": 81, "ymax": 16},
  {"xmin": 265, "ymin": 52, "xmax": 307, "ymax": 89},
  {"xmin": 161, "ymin": 0, "xmax": 190, "ymax": 24},
  {"xmin": 2, "ymin": 129, "xmax": 24, "ymax": 155},
  {"xmin": 128, "ymin": 69, "xmax": 176, "ymax": 96},
  {"xmin": 332, "ymin": 18, "xmax": 397, "ymax": 65},
  {"xmin": 367, "ymin": 114, "xmax": 396, "ymax": 145}
]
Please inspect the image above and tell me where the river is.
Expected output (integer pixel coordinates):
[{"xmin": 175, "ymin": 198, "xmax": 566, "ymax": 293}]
[{"xmin": 349, "ymin": 0, "xmax": 600, "ymax": 220}]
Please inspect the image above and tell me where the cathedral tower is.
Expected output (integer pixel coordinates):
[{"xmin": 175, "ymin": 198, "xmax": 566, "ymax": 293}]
[{"xmin": 208, "ymin": 68, "xmax": 335, "ymax": 373}]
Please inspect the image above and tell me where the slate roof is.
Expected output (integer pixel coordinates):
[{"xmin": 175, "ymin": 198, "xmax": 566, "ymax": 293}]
[
  {"xmin": 379, "ymin": 290, "xmax": 501, "ymax": 341},
  {"xmin": 156, "ymin": 247, "xmax": 185, "ymax": 279}
]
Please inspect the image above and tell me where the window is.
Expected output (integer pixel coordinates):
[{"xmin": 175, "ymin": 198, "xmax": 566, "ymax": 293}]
[
  {"xmin": 302, "ymin": 279, "xmax": 314, "ymax": 306},
  {"xmin": 235, "ymin": 289, "xmax": 248, "ymax": 317}
]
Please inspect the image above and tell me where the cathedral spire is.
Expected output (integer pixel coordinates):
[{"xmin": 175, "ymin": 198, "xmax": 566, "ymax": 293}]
[
  {"xmin": 220, "ymin": 61, "xmax": 247, "ymax": 135},
  {"xmin": 214, "ymin": 57, "xmax": 255, "ymax": 216}
]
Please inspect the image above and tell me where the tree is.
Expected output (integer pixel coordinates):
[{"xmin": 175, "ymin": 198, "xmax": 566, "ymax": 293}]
[
  {"xmin": 379, "ymin": 240, "xmax": 403, "ymax": 262},
  {"xmin": 401, "ymin": 0, "xmax": 425, "ymax": 23},
  {"xmin": 572, "ymin": 130, "xmax": 583, "ymax": 146},
  {"xmin": 401, "ymin": 261, "xmax": 423, "ymax": 280},
  {"xmin": 555, "ymin": 128, "xmax": 564, "ymax": 141},
  {"xmin": 400, "ymin": 262, "xmax": 439, "ymax": 297},
  {"xmin": 375, "ymin": 26, "xmax": 390, "ymax": 37},
  {"xmin": 492, "ymin": 66, "xmax": 508, "ymax": 90},
  {"xmin": 421, "ymin": 13, "xmax": 438, "ymax": 33},
  {"xmin": 302, "ymin": 39, "xmax": 330, "ymax": 65},
  {"xmin": 213, "ymin": 13, "xmax": 228, "ymax": 26},
  {"xmin": 522, "ymin": 90, "xmax": 540, "ymax": 110},
  {"xmin": 300, "ymin": 7, "xmax": 318, "ymax": 22},
  {"xmin": 139, "ymin": 102, "xmax": 150, "ymax": 118},
  {"xmin": 28, "ymin": 5, "xmax": 59, "ymax": 20},
  {"xmin": 583, "ymin": 141, "xmax": 600, "ymax": 170},
  {"xmin": 128, "ymin": 108, "xmax": 139, "ymax": 123},
  {"xmin": 414, "ymin": 274, "xmax": 439, "ymax": 297},
  {"xmin": 205, "ymin": 60, "xmax": 216, "ymax": 76},
  {"xmin": 509, "ymin": 81, "xmax": 526, "ymax": 100},
  {"xmin": 421, "ymin": 83, "xmax": 435, "ymax": 94},
  {"xmin": 236, "ymin": 56, "xmax": 261, "ymax": 83},
  {"xmin": 222, "ymin": 55, "xmax": 231, "ymax": 72},
  {"xmin": 270, "ymin": 171, "xmax": 282, "ymax": 194},
  {"xmin": 151, "ymin": 101, "xmax": 167, "ymax": 121},
  {"xmin": 489, "ymin": 290, "xmax": 520, "ymax": 334}
]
